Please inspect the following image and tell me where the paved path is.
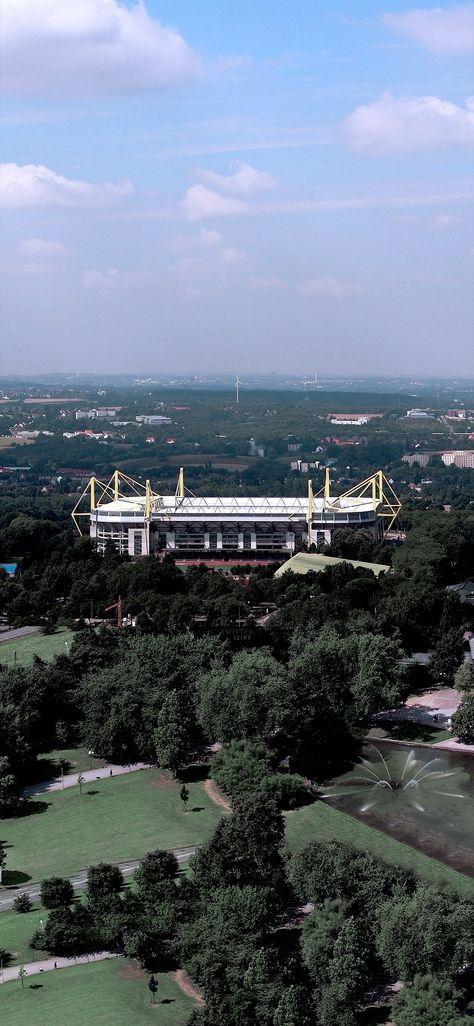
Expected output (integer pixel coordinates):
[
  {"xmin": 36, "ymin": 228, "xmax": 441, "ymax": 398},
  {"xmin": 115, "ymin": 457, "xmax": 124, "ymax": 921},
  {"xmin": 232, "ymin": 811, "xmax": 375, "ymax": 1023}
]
[
  {"xmin": 22, "ymin": 762, "xmax": 152, "ymax": 798},
  {"xmin": 0, "ymin": 626, "xmax": 40, "ymax": 643},
  {"xmin": 1, "ymin": 951, "xmax": 119, "ymax": 983},
  {"xmin": 0, "ymin": 848, "xmax": 196, "ymax": 912}
]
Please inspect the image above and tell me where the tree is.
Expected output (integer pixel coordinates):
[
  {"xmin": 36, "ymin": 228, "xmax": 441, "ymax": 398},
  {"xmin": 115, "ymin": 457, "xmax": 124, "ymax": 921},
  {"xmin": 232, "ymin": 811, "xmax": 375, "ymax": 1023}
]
[
  {"xmin": 31, "ymin": 906, "xmax": 99, "ymax": 957},
  {"xmin": 134, "ymin": 849, "xmax": 179, "ymax": 896},
  {"xmin": 288, "ymin": 841, "xmax": 411, "ymax": 915},
  {"xmin": 273, "ymin": 984, "xmax": 314, "ymax": 1026},
  {"xmin": 191, "ymin": 793, "xmax": 285, "ymax": 892},
  {"xmin": 454, "ymin": 660, "xmax": 474, "ymax": 693},
  {"xmin": 0, "ymin": 842, "xmax": 6, "ymax": 885},
  {"xmin": 430, "ymin": 629, "xmax": 464, "ymax": 685},
  {"xmin": 392, "ymin": 974, "xmax": 474, "ymax": 1026},
  {"xmin": 40, "ymin": 877, "xmax": 74, "ymax": 909},
  {"xmin": 301, "ymin": 899, "xmax": 348, "ymax": 987},
  {"xmin": 87, "ymin": 863, "xmax": 124, "ymax": 903},
  {"xmin": 375, "ymin": 885, "xmax": 474, "ymax": 980},
  {"xmin": 325, "ymin": 917, "xmax": 373, "ymax": 1009},
  {"xmin": 351, "ymin": 634, "xmax": 405, "ymax": 717},
  {"xmin": 0, "ymin": 757, "xmax": 20, "ymax": 816},
  {"xmin": 212, "ymin": 740, "xmax": 272, "ymax": 798},
  {"xmin": 180, "ymin": 784, "xmax": 189, "ymax": 812},
  {"xmin": 155, "ymin": 690, "xmax": 197, "ymax": 775},
  {"xmin": 180, "ymin": 885, "xmax": 277, "ymax": 1001},
  {"xmin": 13, "ymin": 893, "xmax": 33, "ymax": 913},
  {"xmin": 148, "ymin": 974, "xmax": 158, "ymax": 1005},
  {"xmin": 197, "ymin": 651, "xmax": 292, "ymax": 744},
  {"xmin": 451, "ymin": 693, "xmax": 474, "ymax": 744},
  {"xmin": 18, "ymin": 964, "xmax": 27, "ymax": 990},
  {"xmin": 77, "ymin": 773, "xmax": 85, "ymax": 795}
]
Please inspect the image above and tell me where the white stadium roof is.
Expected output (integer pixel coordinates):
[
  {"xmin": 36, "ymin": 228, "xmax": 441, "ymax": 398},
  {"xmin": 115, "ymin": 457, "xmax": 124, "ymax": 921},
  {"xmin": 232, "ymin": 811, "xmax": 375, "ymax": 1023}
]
[{"xmin": 93, "ymin": 494, "xmax": 380, "ymax": 518}]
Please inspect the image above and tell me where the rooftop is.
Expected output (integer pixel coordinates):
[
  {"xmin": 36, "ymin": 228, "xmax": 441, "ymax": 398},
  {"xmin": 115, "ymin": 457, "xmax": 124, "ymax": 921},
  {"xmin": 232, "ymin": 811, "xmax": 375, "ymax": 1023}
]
[
  {"xmin": 274, "ymin": 552, "xmax": 389, "ymax": 578},
  {"xmin": 93, "ymin": 493, "xmax": 381, "ymax": 519}
]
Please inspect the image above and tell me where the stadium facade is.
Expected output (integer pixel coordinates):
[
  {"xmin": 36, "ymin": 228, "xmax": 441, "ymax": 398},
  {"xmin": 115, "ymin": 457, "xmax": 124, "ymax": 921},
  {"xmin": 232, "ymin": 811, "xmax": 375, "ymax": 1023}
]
[{"xmin": 72, "ymin": 468, "xmax": 401, "ymax": 560}]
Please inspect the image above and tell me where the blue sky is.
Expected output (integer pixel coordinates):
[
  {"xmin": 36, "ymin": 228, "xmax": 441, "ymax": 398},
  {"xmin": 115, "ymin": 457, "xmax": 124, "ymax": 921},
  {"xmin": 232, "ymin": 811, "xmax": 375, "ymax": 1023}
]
[{"xmin": 0, "ymin": 1, "xmax": 473, "ymax": 376}]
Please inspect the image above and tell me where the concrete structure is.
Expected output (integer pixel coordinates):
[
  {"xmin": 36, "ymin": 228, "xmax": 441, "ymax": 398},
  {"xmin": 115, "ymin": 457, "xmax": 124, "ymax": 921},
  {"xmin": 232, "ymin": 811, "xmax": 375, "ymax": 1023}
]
[
  {"xmin": 406, "ymin": 409, "xmax": 430, "ymax": 419},
  {"xmin": 442, "ymin": 450, "xmax": 474, "ymax": 469},
  {"xmin": 72, "ymin": 468, "xmax": 401, "ymax": 560},
  {"xmin": 136, "ymin": 415, "xmax": 172, "ymax": 425},
  {"xmin": 274, "ymin": 552, "xmax": 389, "ymax": 578}
]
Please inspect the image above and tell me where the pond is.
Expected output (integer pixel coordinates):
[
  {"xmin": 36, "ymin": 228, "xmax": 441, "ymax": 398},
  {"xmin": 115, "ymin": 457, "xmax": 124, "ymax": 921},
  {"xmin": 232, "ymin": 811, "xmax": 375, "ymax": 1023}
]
[{"xmin": 321, "ymin": 742, "xmax": 474, "ymax": 877}]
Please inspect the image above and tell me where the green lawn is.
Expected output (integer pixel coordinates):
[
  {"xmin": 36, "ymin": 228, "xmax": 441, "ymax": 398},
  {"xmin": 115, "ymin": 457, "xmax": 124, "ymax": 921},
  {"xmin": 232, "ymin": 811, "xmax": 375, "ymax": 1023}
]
[
  {"xmin": 1, "ymin": 770, "xmax": 221, "ymax": 883},
  {"xmin": 30, "ymin": 748, "xmax": 108, "ymax": 785},
  {"xmin": 0, "ymin": 629, "xmax": 75, "ymax": 668},
  {"xmin": 367, "ymin": 724, "xmax": 452, "ymax": 744},
  {"xmin": 285, "ymin": 801, "xmax": 474, "ymax": 898},
  {"xmin": 0, "ymin": 904, "xmax": 48, "ymax": 967},
  {"xmin": 0, "ymin": 959, "xmax": 193, "ymax": 1026}
]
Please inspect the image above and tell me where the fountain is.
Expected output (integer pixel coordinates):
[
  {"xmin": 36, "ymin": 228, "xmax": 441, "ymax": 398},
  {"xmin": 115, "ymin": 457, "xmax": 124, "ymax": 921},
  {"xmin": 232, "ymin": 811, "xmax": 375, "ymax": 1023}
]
[{"xmin": 319, "ymin": 743, "xmax": 474, "ymax": 876}]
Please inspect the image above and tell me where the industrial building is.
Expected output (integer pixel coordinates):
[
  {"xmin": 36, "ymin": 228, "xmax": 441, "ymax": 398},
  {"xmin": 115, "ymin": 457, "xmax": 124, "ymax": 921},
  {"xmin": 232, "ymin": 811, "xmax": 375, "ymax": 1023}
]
[{"xmin": 72, "ymin": 468, "xmax": 401, "ymax": 560}]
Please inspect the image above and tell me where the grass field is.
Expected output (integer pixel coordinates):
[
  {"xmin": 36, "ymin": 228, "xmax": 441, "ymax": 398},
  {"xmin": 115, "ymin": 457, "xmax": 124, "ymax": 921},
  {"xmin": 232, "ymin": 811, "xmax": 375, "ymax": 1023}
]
[
  {"xmin": 0, "ymin": 629, "xmax": 75, "ymax": 668},
  {"xmin": 0, "ymin": 959, "xmax": 193, "ymax": 1026},
  {"xmin": 0, "ymin": 904, "xmax": 48, "ymax": 966},
  {"xmin": 367, "ymin": 725, "xmax": 452, "ymax": 744},
  {"xmin": 285, "ymin": 801, "xmax": 474, "ymax": 898},
  {"xmin": 1, "ymin": 770, "xmax": 221, "ymax": 882}
]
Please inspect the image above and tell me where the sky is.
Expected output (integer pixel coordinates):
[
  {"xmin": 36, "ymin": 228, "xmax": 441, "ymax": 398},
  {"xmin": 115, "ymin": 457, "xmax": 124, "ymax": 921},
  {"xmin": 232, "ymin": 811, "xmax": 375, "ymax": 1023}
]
[{"xmin": 0, "ymin": 0, "xmax": 473, "ymax": 377}]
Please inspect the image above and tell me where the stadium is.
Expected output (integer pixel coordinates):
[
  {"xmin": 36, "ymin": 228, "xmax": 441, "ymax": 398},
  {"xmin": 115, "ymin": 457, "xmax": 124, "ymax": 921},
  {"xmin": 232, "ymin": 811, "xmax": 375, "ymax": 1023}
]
[{"xmin": 72, "ymin": 468, "xmax": 401, "ymax": 561}]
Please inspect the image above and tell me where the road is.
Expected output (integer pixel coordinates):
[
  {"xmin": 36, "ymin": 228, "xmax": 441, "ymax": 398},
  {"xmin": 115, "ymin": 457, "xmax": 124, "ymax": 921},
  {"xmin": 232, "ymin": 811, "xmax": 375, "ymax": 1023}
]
[
  {"xmin": 22, "ymin": 761, "xmax": 152, "ymax": 798},
  {"xmin": 0, "ymin": 848, "xmax": 196, "ymax": 912},
  {"xmin": 1, "ymin": 951, "xmax": 119, "ymax": 984},
  {"xmin": 0, "ymin": 626, "xmax": 40, "ymax": 643}
]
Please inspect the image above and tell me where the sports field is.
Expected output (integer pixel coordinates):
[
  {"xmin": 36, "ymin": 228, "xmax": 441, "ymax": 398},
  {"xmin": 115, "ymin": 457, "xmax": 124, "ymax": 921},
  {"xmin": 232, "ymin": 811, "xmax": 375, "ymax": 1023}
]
[
  {"xmin": 285, "ymin": 801, "xmax": 474, "ymax": 898},
  {"xmin": 0, "ymin": 959, "xmax": 193, "ymax": 1026},
  {"xmin": 0, "ymin": 628, "xmax": 75, "ymax": 667},
  {"xmin": 2, "ymin": 769, "xmax": 221, "ymax": 882}
]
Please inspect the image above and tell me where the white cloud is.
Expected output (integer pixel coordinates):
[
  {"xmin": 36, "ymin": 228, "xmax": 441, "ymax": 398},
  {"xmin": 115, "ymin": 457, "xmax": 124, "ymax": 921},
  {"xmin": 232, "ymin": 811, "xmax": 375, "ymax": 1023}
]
[
  {"xmin": 343, "ymin": 93, "xmax": 474, "ymax": 153},
  {"xmin": 198, "ymin": 161, "xmax": 278, "ymax": 195},
  {"xmin": 83, "ymin": 268, "xmax": 153, "ymax": 288},
  {"xmin": 429, "ymin": 213, "xmax": 463, "ymax": 229},
  {"xmin": 216, "ymin": 55, "xmax": 254, "ymax": 72},
  {"xmin": 0, "ymin": 163, "xmax": 132, "ymax": 208},
  {"xmin": 298, "ymin": 277, "xmax": 361, "ymax": 298},
  {"xmin": 383, "ymin": 5, "xmax": 474, "ymax": 54},
  {"xmin": 181, "ymin": 185, "xmax": 252, "ymax": 220},
  {"xmin": 17, "ymin": 237, "xmax": 70, "ymax": 257},
  {"xmin": 1, "ymin": 0, "xmax": 200, "ymax": 97}
]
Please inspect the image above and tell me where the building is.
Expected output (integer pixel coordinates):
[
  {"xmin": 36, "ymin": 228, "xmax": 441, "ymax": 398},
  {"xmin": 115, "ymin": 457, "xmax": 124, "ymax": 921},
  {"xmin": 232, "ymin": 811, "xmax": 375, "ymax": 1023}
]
[
  {"xmin": 441, "ymin": 451, "xmax": 474, "ymax": 469},
  {"xmin": 136, "ymin": 415, "xmax": 172, "ymax": 426},
  {"xmin": 446, "ymin": 409, "xmax": 466, "ymax": 420},
  {"xmin": 328, "ymin": 413, "xmax": 382, "ymax": 425},
  {"xmin": 72, "ymin": 468, "xmax": 401, "ymax": 560},
  {"xmin": 406, "ymin": 409, "xmax": 430, "ymax": 419}
]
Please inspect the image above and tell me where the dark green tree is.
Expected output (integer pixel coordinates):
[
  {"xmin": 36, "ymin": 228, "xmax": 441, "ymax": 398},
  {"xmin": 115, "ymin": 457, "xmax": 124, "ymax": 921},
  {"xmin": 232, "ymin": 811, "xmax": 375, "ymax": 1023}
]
[
  {"xmin": 451, "ymin": 693, "xmax": 474, "ymax": 743},
  {"xmin": 40, "ymin": 877, "xmax": 74, "ymax": 909}
]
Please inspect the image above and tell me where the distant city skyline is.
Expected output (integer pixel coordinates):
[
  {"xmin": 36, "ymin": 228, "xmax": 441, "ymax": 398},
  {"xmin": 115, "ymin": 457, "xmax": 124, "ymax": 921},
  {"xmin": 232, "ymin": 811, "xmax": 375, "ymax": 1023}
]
[{"xmin": 1, "ymin": 1, "xmax": 473, "ymax": 376}]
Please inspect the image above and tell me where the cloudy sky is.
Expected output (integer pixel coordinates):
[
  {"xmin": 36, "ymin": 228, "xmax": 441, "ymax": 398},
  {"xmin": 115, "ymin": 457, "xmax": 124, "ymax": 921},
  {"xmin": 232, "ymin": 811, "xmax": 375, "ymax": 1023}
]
[{"xmin": 1, "ymin": 0, "xmax": 473, "ymax": 376}]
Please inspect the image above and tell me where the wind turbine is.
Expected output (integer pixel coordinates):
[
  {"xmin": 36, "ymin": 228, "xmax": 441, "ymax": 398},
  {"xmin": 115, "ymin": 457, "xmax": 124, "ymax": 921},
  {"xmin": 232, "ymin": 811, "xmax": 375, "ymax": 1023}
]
[{"xmin": 235, "ymin": 374, "xmax": 242, "ymax": 403}]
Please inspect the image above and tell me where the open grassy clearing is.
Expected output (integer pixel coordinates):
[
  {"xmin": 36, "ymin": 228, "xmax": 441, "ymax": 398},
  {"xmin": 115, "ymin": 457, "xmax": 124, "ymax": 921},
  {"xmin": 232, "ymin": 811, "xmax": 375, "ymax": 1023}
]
[
  {"xmin": 0, "ymin": 629, "xmax": 75, "ymax": 667},
  {"xmin": 0, "ymin": 958, "xmax": 193, "ymax": 1026},
  {"xmin": 0, "ymin": 904, "xmax": 48, "ymax": 967},
  {"xmin": 285, "ymin": 801, "xmax": 474, "ymax": 898},
  {"xmin": 1, "ymin": 770, "xmax": 221, "ymax": 883}
]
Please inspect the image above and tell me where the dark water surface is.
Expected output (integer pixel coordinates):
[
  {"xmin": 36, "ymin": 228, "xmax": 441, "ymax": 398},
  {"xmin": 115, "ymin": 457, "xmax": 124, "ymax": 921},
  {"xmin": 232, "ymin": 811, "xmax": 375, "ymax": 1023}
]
[{"xmin": 324, "ymin": 742, "xmax": 474, "ymax": 877}]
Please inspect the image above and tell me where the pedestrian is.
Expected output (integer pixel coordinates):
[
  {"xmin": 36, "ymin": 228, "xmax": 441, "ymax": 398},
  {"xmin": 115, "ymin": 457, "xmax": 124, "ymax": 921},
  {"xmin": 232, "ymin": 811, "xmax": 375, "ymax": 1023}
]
[
  {"xmin": 109, "ymin": 768, "xmax": 113, "ymax": 777},
  {"xmin": 54, "ymin": 961, "xmax": 57, "ymax": 969}
]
